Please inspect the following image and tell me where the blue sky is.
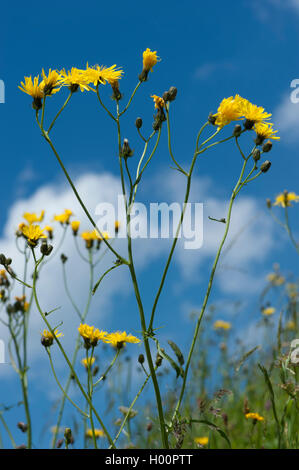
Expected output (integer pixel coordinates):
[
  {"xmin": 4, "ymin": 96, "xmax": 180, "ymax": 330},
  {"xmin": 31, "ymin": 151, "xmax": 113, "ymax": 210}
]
[{"xmin": 0, "ymin": 0, "xmax": 299, "ymax": 448}]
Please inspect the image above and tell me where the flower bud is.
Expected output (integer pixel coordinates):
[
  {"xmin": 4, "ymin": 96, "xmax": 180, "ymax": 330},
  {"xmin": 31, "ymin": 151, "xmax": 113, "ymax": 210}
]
[
  {"xmin": 17, "ymin": 422, "xmax": 28, "ymax": 433},
  {"xmin": 138, "ymin": 354, "xmax": 145, "ymax": 364},
  {"xmin": 208, "ymin": 112, "xmax": 217, "ymax": 125},
  {"xmin": 135, "ymin": 117, "xmax": 143, "ymax": 129},
  {"xmin": 233, "ymin": 124, "xmax": 242, "ymax": 137},
  {"xmin": 61, "ymin": 254, "xmax": 68, "ymax": 264},
  {"xmin": 40, "ymin": 241, "xmax": 53, "ymax": 256},
  {"xmin": 262, "ymin": 140, "xmax": 272, "ymax": 153},
  {"xmin": 266, "ymin": 198, "xmax": 272, "ymax": 209},
  {"xmin": 64, "ymin": 427, "xmax": 74, "ymax": 445},
  {"xmin": 121, "ymin": 139, "xmax": 134, "ymax": 158},
  {"xmin": 252, "ymin": 149, "xmax": 261, "ymax": 162},
  {"xmin": 260, "ymin": 160, "xmax": 271, "ymax": 173}
]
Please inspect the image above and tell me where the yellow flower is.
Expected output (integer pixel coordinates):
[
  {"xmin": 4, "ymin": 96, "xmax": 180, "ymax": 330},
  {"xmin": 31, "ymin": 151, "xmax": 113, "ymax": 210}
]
[
  {"xmin": 151, "ymin": 95, "xmax": 165, "ymax": 110},
  {"xmin": 85, "ymin": 63, "xmax": 123, "ymax": 86},
  {"xmin": 114, "ymin": 221, "xmax": 121, "ymax": 233},
  {"xmin": 71, "ymin": 220, "xmax": 80, "ymax": 235},
  {"xmin": 213, "ymin": 95, "xmax": 243, "ymax": 128},
  {"xmin": 245, "ymin": 412, "xmax": 264, "ymax": 422},
  {"xmin": 104, "ymin": 331, "xmax": 141, "ymax": 349},
  {"xmin": 0, "ymin": 269, "xmax": 7, "ymax": 279},
  {"xmin": 266, "ymin": 273, "xmax": 285, "ymax": 286},
  {"xmin": 78, "ymin": 323, "xmax": 107, "ymax": 348},
  {"xmin": 254, "ymin": 122, "xmax": 280, "ymax": 141},
  {"xmin": 54, "ymin": 209, "xmax": 73, "ymax": 224},
  {"xmin": 194, "ymin": 436, "xmax": 209, "ymax": 446},
  {"xmin": 85, "ymin": 428, "xmax": 105, "ymax": 439},
  {"xmin": 23, "ymin": 210, "xmax": 45, "ymax": 224},
  {"xmin": 286, "ymin": 320, "xmax": 296, "ymax": 331},
  {"xmin": 213, "ymin": 320, "xmax": 231, "ymax": 330},
  {"xmin": 41, "ymin": 328, "xmax": 63, "ymax": 347},
  {"xmin": 239, "ymin": 99, "xmax": 272, "ymax": 124},
  {"xmin": 274, "ymin": 191, "xmax": 299, "ymax": 208},
  {"xmin": 81, "ymin": 357, "xmax": 95, "ymax": 369},
  {"xmin": 22, "ymin": 224, "xmax": 47, "ymax": 246},
  {"xmin": 142, "ymin": 48, "xmax": 159, "ymax": 72},
  {"xmin": 19, "ymin": 75, "xmax": 44, "ymax": 99},
  {"xmin": 262, "ymin": 307, "xmax": 276, "ymax": 316},
  {"xmin": 58, "ymin": 68, "xmax": 91, "ymax": 92},
  {"xmin": 40, "ymin": 69, "xmax": 61, "ymax": 96}
]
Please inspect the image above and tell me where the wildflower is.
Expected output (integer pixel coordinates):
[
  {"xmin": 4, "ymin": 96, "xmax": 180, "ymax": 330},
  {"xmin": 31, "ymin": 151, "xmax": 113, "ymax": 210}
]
[
  {"xmin": 54, "ymin": 209, "xmax": 73, "ymax": 224},
  {"xmin": 213, "ymin": 320, "xmax": 231, "ymax": 331},
  {"xmin": 274, "ymin": 191, "xmax": 299, "ymax": 208},
  {"xmin": 245, "ymin": 412, "xmax": 265, "ymax": 422},
  {"xmin": 58, "ymin": 68, "xmax": 91, "ymax": 93},
  {"xmin": 254, "ymin": 122, "xmax": 280, "ymax": 144},
  {"xmin": 85, "ymin": 429, "xmax": 105, "ymax": 439},
  {"xmin": 41, "ymin": 328, "xmax": 63, "ymax": 348},
  {"xmin": 40, "ymin": 69, "xmax": 61, "ymax": 96},
  {"xmin": 267, "ymin": 273, "xmax": 285, "ymax": 286},
  {"xmin": 22, "ymin": 224, "xmax": 47, "ymax": 247},
  {"xmin": 78, "ymin": 323, "xmax": 107, "ymax": 348},
  {"xmin": 81, "ymin": 357, "xmax": 95, "ymax": 369},
  {"xmin": 114, "ymin": 221, "xmax": 120, "ymax": 233},
  {"xmin": 85, "ymin": 64, "xmax": 123, "ymax": 87},
  {"xmin": 240, "ymin": 98, "xmax": 272, "ymax": 129},
  {"xmin": 151, "ymin": 95, "xmax": 165, "ymax": 110},
  {"xmin": 19, "ymin": 76, "xmax": 43, "ymax": 100},
  {"xmin": 213, "ymin": 95, "xmax": 243, "ymax": 129},
  {"xmin": 23, "ymin": 210, "xmax": 45, "ymax": 225},
  {"xmin": 194, "ymin": 436, "xmax": 209, "ymax": 446},
  {"xmin": 104, "ymin": 331, "xmax": 141, "ymax": 349},
  {"xmin": 81, "ymin": 229, "xmax": 109, "ymax": 249},
  {"xmin": 286, "ymin": 320, "xmax": 296, "ymax": 331},
  {"xmin": 44, "ymin": 225, "xmax": 54, "ymax": 239},
  {"xmin": 262, "ymin": 307, "xmax": 276, "ymax": 316},
  {"xmin": 71, "ymin": 220, "xmax": 80, "ymax": 236},
  {"xmin": 139, "ymin": 48, "xmax": 160, "ymax": 82}
]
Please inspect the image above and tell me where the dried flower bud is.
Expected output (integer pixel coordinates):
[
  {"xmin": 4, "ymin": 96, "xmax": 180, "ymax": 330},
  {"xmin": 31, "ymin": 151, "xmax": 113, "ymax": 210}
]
[
  {"xmin": 233, "ymin": 124, "xmax": 242, "ymax": 137},
  {"xmin": 64, "ymin": 427, "xmax": 74, "ymax": 445},
  {"xmin": 252, "ymin": 149, "xmax": 261, "ymax": 162},
  {"xmin": 121, "ymin": 139, "xmax": 134, "ymax": 158},
  {"xmin": 260, "ymin": 160, "xmax": 271, "ymax": 173},
  {"xmin": 135, "ymin": 117, "xmax": 143, "ymax": 129},
  {"xmin": 155, "ymin": 353, "xmax": 163, "ymax": 367},
  {"xmin": 262, "ymin": 140, "xmax": 272, "ymax": 153},
  {"xmin": 17, "ymin": 422, "xmax": 28, "ymax": 433}
]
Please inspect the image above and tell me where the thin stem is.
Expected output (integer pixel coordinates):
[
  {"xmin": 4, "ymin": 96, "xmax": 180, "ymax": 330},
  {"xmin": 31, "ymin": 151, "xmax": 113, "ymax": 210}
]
[
  {"xmin": 48, "ymin": 91, "xmax": 73, "ymax": 133},
  {"xmin": 119, "ymin": 81, "xmax": 142, "ymax": 116}
]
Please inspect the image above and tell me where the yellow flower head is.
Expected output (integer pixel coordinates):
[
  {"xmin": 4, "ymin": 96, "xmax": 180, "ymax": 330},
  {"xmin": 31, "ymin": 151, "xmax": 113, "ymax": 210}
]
[
  {"xmin": 266, "ymin": 272, "xmax": 285, "ymax": 286},
  {"xmin": 81, "ymin": 357, "xmax": 95, "ymax": 369},
  {"xmin": 114, "ymin": 220, "xmax": 121, "ymax": 233},
  {"xmin": 41, "ymin": 328, "xmax": 63, "ymax": 347},
  {"xmin": 254, "ymin": 122, "xmax": 280, "ymax": 141},
  {"xmin": 213, "ymin": 95, "xmax": 243, "ymax": 128},
  {"xmin": 85, "ymin": 63, "xmax": 123, "ymax": 87},
  {"xmin": 286, "ymin": 320, "xmax": 296, "ymax": 331},
  {"xmin": 151, "ymin": 95, "xmax": 165, "ymax": 110},
  {"xmin": 194, "ymin": 436, "xmax": 209, "ymax": 446},
  {"xmin": 213, "ymin": 320, "xmax": 231, "ymax": 331},
  {"xmin": 22, "ymin": 224, "xmax": 47, "ymax": 246},
  {"xmin": 23, "ymin": 210, "xmax": 45, "ymax": 225},
  {"xmin": 239, "ymin": 99, "xmax": 272, "ymax": 124},
  {"xmin": 40, "ymin": 69, "xmax": 61, "ymax": 96},
  {"xmin": 245, "ymin": 412, "xmax": 264, "ymax": 422},
  {"xmin": 0, "ymin": 269, "xmax": 7, "ymax": 279},
  {"xmin": 142, "ymin": 48, "xmax": 160, "ymax": 72},
  {"xmin": 54, "ymin": 209, "xmax": 73, "ymax": 224},
  {"xmin": 19, "ymin": 76, "xmax": 44, "ymax": 99},
  {"xmin": 71, "ymin": 220, "xmax": 80, "ymax": 235},
  {"xmin": 262, "ymin": 307, "xmax": 276, "ymax": 316},
  {"xmin": 58, "ymin": 68, "xmax": 91, "ymax": 92},
  {"xmin": 85, "ymin": 428, "xmax": 105, "ymax": 439},
  {"xmin": 274, "ymin": 191, "xmax": 299, "ymax": 208},
  {"xmin": 104, "ymin": 331, "xmax": 141, "ymax": 349},
  {"xmin": 78, "ymin": 323, "xmax": 107, "ymax": 348}
]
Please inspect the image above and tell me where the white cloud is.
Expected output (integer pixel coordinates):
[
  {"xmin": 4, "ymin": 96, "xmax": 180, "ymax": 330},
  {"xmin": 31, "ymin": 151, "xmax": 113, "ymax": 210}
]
[
  {"xmin": 274, "ymin": 93, "xmax": 299, "ymax": 142},
  {"xmin": 195, "ymin": 61, "xmax": 236, "ymax": 80}
]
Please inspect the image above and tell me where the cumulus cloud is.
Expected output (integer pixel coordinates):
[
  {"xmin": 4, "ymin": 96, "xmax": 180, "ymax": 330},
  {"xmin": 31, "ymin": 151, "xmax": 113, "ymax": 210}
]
[
  {"xmin": 0, "ymin": 169, "xmax": 278, "ymax": 378},
  {"xmin": 274, "ymin": 92, "xmax": 299, "ymax": 142}
]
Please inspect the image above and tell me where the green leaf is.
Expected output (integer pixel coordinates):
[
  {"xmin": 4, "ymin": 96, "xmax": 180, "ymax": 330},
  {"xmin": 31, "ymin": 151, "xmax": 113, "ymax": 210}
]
[
  {"xmin": 235, "ymin": 345, "xmax": 260, "ymax": 372},
  {"xmin": 190, "ymin": 419, "xmax": 231, "ymax": 448},
  {"xmin": 167, "ymin": 340, "xmax": 185, "ymax": 366}
]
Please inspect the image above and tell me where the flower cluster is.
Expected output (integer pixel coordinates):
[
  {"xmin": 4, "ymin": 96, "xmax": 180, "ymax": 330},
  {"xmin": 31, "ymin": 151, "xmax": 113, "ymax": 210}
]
[
  {"xmin": 273, "ymin": 191, "xmax": 299, "ymax": 208},
  {"xmin": 78, "ymin": 323, "xmax": 140, "ymax": 350},
  {"xmin": 245, "ymin": 412, "xmax": 265, "ymax": 422},
  {"xmin": 213, "ymin": 320, "xmax": 231, "ymax": 331}
]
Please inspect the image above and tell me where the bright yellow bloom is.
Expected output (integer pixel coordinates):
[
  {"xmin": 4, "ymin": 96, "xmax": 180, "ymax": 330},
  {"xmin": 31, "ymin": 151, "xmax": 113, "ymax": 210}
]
[
  {"xmin": 41, "ymin": 328, "xmax": 63, "ymax": 347},
  {"xmin": 114, "ymin": 221, "xmax": 120, "ymax": 232},
  {"xmin": 254, "ymin": 122, "xmax": 280, "ymax": 141},
  {"xmin": 85, "ymin": 428, "xmax": 105, "ymax": 439},
  {"xmin": 151, "ymin": 95, "xmax": 165, "ymax": 109},
  {"xmin": 239, "ymin": 98, "xmax": 272, "ymax": 123},
  {"xmin": 54, "ymin": 209, "xmax": 73, "ymax": 224},
  {"xmin": 23, "ymin": 210, "xmax": 45, "ymax": 224},
  {"xmin": 78, "ymin": 323, "xmax": 107, "ymax": 347},
  {"xmin": 40, "ymin": 69, "xmax": 61, "ymax": 95},
  {"xmin": 85, "ymin": 63, "xmax": 123, "ymax": 86},
  {"xmin": 245, "ymin": 412, "xmax": 264, "ymax": 422},
  {"xmin": 71, "ymin": 220, "xmax": 80, "ymax": 235},
  {"xmin": 22, "ymin": 224, "xmax": 47, "ymax": 246},
  {"xmin": 143, "ymin": 48, "xmax": 159, "ymax": 72},
  {"xmin": 104, "ymin": 331, "xmax": 141, "ymax": 349},
  {"xmin": 0, "ymin": 269, "xmax": 7, "ymax": 279},
  {"xmin": 81, "ymin": 357, "xmax": 95, "ymax": 369},
  {"xmin": 213, "ymin": 95, "xmax": 243, "ymax": 128},
  {"xmin": 58, "ymin": 68, "xmax": 91, "ymax": 92},
  {"xmin": 286, "ymin": 320, "xmax": 296, "ymax": 331},
  {"xmin": 262, "ymin": 307, "xmax": 276, "ymax": 316},
  {"xmin": 213, "ymin": 320, "xmax": 231, "ymax": 330},
  {"xmin": 19, "ymin": 75, "xmax": 44, "ymax": 99},
  {"xmin": 274, "ymin": 191, "xmax": 299, "ymax": 208},
  {"xmin": 194, "ymin": 436, "xmax": 209, "ymax": 446}
]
